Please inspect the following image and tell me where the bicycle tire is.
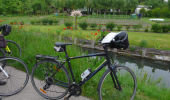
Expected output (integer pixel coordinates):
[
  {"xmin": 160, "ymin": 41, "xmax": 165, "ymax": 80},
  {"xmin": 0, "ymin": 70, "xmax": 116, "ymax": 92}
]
[
  {"xmin": 31, "ymin": 60, "xmax": 70, "ymax": 100},
  {"xmin": 3, "ymin": 40, "xmax": 22, "ymax": 59},
  {"xmin": 0, "ymin": 57, "xmax": 29, "ymax": 96},
  {"xmin": 98, "ymin": 66, "xmax": 137, "ymax": 100}
]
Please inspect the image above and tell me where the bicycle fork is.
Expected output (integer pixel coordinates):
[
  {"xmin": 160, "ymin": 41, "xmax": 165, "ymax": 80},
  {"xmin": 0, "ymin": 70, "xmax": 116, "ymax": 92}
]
[
  {"xmin": 110, "ymin": 68, "xmax": 122, "ymax": 91},
  {"xmin": 0, "ymin": 66, "xmax": 9, "ymax": 78}
]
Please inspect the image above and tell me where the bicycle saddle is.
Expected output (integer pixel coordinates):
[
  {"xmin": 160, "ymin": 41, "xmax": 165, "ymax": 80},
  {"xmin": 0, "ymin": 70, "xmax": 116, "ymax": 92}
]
[{"xmin": 55, "ymin": 42, "xmax": 72, "ymax": 46}]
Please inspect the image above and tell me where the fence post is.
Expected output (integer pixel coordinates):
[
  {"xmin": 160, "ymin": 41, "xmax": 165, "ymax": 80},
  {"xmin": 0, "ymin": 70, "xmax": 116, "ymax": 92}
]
[{"xmin": 74, "ymin": 38, "xmax": 77, "ymax": 45}]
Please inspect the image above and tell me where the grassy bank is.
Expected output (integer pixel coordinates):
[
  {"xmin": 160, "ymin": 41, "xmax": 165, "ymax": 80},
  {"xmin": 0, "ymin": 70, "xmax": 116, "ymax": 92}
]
[{"xmin": 3, "ymin": 27, "xmax": 170, "ymax": 100}]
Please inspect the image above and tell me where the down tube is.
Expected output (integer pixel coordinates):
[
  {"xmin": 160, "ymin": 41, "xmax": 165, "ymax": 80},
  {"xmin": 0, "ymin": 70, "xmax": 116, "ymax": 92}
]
[{"xmin": 79, "ymin": 60, "xmax": 109, "ymax": 86}]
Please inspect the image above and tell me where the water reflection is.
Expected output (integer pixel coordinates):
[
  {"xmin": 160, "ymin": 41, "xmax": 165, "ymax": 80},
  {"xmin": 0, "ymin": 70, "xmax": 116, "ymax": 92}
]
[{"xmin": 82, "ymin": 47, "xmax": 170, "ymax": 87}]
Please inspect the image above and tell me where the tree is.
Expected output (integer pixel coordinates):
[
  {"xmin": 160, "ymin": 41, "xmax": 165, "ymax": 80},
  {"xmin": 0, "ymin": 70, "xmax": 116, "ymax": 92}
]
[
  {"xmin": 115, "ymin": 0, "xmax": 125, "ymax": 14},
  {"xmin": 126, "ymin": 0, "xmax": 138, "ymax": 14},
  {"xmin": 54, "ymin": 0, "xmax": 66, "ymax": 18},
  {"xmin": 91, "ymin": 0, "xmax": 101, "ymax": 17},
  {"xmin": 24, "ymin": 0, "xmax": 33, "ymax": 15},
  {"xmin": 168, "ymin": 0, "xmax": 170, "ymax": 10},
  {"xmin": 145, "ymin": 0, "xmax": 165, "ymax": 9},
  {"xmin": 98, "ymin": 0, "xmax": 113, "ymax": 18}
]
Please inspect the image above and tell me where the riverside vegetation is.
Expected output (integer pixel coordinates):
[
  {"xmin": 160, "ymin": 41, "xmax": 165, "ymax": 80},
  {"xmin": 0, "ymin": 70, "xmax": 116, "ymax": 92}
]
[{"xmin": 4, "ymin": 26, "xmax": 170, "ymax": 100}]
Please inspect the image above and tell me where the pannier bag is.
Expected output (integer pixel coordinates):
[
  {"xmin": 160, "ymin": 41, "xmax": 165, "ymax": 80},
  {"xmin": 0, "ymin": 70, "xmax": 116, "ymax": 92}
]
[
  {"xmin": 101, "ymin": 31, "xmax": 129, "ymax": 50},
  {"xmin": 2, "ymin": 24, "xmax": 11, "ymax": 36},
  {"xmin": 0, "ymin": 34, "xmax": 7, "ymax": 48}
]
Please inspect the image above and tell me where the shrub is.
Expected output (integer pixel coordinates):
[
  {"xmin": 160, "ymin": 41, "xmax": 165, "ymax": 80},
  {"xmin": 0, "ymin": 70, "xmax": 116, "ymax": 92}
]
[
  {"xmin": 54, "ymin": 19, "xmax": 59, "ymax": 24},
  {"xmin": 145, "ymin": 29, "xmax": 148, "ymax": 32},
  {"xmin": 42, "ymin": 19, "xmax": 49, "ymax": 25},
  {"xmin": 162, "ymin": 25, "xmax": 169, "ymax": 33},
  {"xmin": 98, "ymin": 25, "xmax": 102, "ymax": 29},
  {"xmin": 79, "ymin": 21, "xmax": 88, "ymax": 30},
  {"xmin": 35, "ymin": 20, "xmax": 41, "ymax": 24},
  {"xmin": 168, "ymin": 24, "xmax": 170, "ymax": 31},
  {"xmin": 56, "ymin": 29, "xmax": 62, "ymax": 35},
  {"xmin": 117, "ymin": 25, "xmax": 123, "ymax": 31},
  {"xmin": 10, "ymin": 21, "xmax": 13, "ymax": 25},
  {"xmin": 21, "ymin": 21, "xmax": 24, "ymax": 25},
  {"xmin": 90, "ymin": 23, "xmax": 97, "ymax": 29},
  {"xmin": 30, "ymin": 20, "xmax": 35, "ymax": 25},
  {"xmin": 14, "ymin": 21, "xmax": 18, "ymax": 25},
  {"xmin": 48, "ymin": 19, "xmax": 53, "ymax": 25},
  {"xmin": 106, "ymin": 22, "xmax": 116, "ymax": 31},
  {"xmin": 130, "ymin": 46, "xmax": 136, "ymax": 52},
  {"xmin": 64, "ymin": 20, "xmax": 73, "ymax": 28},
  {"xmin": 126, "ymin": 25, "xmax": 131, "ymax": 31},
  {"xmin": 151, "ymin": 24, "xmax": 162, "ymax": 33},
  {"xmin": 139, "ymin": 39, "xmax": 148, "ymax": 47},
  {"xmin": 100, "ymin": 28, "xmax": 109, "ymax": 38}
]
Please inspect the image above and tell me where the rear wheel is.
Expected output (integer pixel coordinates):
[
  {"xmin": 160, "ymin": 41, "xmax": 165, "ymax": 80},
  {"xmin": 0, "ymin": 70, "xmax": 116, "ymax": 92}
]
[
  {"xmin": 98, "ymin": 66, "xmax": 137, "ymax": 100},
  {"xmin": 31, "ymin": 60, "xmax": 70, "ymax": 100},
  {"xmin": 0, "ymin": 57, "xmax": 29, "ymax": 96}
]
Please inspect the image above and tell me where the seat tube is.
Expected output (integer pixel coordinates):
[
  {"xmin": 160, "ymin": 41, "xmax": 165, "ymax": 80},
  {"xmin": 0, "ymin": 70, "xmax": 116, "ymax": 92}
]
[{"xmin": 64, "ymin": 49, "xmax": 76, "ymax": 82}]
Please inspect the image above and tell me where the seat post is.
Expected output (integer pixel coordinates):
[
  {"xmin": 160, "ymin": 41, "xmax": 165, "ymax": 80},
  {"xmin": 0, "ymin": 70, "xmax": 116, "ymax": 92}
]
[{"xmin": 103, "ymin": 45, "xmax": 111, "ymax": 64}]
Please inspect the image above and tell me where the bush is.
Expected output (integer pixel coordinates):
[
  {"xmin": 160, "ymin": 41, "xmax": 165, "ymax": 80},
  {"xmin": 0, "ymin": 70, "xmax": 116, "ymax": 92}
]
[
  {"xmin": 168, "ymin": 24, "xmax": 170, "ymax": 31},
  {"xmin": 90, "ymin": 23, "xmax": 97, "ymax": 29},
  {"xmin": 54, "ymin": 19, "xmax": 59, "ymax": 24},
  {"xmin": 56, "ymin": 29, "xmax": 62, "ymax": 35},
  {"xmin": 48, "ymin": 19, "xmax": 53, "ymax": 25},
  {"xmin": 139, "ymin": 39, "xmax": 148, "ymax": 47},
  {"xmin": 145, "ymin": 29, "xmax": 149, "ymax": 32},
  {"xmin": 79, "ymin": 21, "xmax": 88, "ymax": 30},
  {"xmin": 10, "ymin": 21, "xmax": 13, "ymax": 25},
  {"xmin": 98, "ymin": 25, "xmax": 102, "ymax": 29},
  {"xmin": 35, "ymin": 20, "xmax": 41, "ymax": 24},
  {"xmin": 64, "ymin": 20, "xmax": 73, "ymax": 28},
  {"xmin": 14, "ymin": 21, "xmax": 17, "ymax": 25},
  {"xmin": 42, "ymin": 19, "xmax": 49, "ymax": 25},
  {"xmin": 21, "ymin": 21, "xmax": 24, "ymax": 25},
  {"xmin": 162, "ymin": 25, "xmax": 169, "ymax": 33},
  {"xmin": 117, "ymin": 25, "xmax": 123, "ymax": 31},
  {"xmin": 126, "ymin": 25, "xmax": 131, "ymax": 31},
  {"xmin": 30, "ymin": 20, "xmax": 35, "ymax": 25},
  {"xmin": 151, "ymin": 24, "xmax": 162, "ymax": 33},
  {"xmin": 130, "ymin": 46, "xmax": 136, "ymax": 52},
  {"xmin": 106, "ymin": 22, "xmax": 116, "ymax": 31}
]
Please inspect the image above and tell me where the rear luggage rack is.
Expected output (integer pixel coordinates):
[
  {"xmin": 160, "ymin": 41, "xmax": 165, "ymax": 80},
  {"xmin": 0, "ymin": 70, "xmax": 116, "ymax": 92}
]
[{"xmin": 35, "ymin": 54, "xmax": 59, "ymax": 60}]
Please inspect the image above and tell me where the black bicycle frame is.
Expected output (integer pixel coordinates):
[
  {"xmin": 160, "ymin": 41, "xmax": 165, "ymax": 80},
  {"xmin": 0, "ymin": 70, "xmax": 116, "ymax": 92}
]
[
  {"xmin": 52, "ymin": 45, "xmax": 121, "ymax": 89},
  {"xmin": 62, "ymin": 45, "xmax": 112, "ymax": 85}
]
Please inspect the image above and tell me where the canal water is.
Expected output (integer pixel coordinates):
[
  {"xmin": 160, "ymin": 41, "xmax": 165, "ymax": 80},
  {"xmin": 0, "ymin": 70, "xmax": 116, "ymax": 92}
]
[{"xmin": 82, "ymin": 47, "xmax": 170, "ymax": 88}]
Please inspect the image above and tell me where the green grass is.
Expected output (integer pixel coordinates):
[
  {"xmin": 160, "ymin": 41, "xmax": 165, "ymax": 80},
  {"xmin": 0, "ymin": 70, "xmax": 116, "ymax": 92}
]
[
  {"xmin": 3, "ymin": 27, "xmax": 170, "ymax": 100},
  {"xmin": 1, "ymin": 16, "xmax": 170, "ymax": 51}
]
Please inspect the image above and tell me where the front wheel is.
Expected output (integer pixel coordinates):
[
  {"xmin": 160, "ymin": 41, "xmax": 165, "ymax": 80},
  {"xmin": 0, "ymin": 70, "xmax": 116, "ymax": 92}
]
[
  {"xmin": 98, "ymin": 66, "xmax": 137, "ymax": 100},
  {"xmin": 3, "ymin": 40, "xmax": 22, "ymax": 58},
  {"xmin": 0, "ymin": 57, "xmax": 29, "ymax": 96}
]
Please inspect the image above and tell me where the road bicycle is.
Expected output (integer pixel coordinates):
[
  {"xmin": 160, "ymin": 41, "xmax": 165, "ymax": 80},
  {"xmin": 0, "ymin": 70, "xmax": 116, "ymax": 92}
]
[
  {"xmin": 31, "ymin": 31, "xmax": 137, "ymax": 100},
  {"xmin": 0, "ymin": 26, "xmax": 29, "ymax": 96},
  {"xmin": 0, "ymin": 24, "xmax": 22, "ymax": 60}
]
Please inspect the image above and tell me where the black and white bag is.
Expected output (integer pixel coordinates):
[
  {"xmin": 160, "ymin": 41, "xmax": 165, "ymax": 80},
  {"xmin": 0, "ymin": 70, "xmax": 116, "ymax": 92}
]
[{"xmin": 0, "ymin": 34, "xmax": 7, "ymax": 48}]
